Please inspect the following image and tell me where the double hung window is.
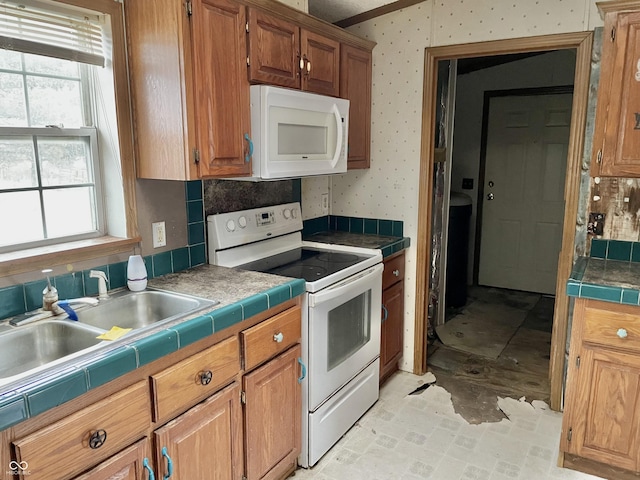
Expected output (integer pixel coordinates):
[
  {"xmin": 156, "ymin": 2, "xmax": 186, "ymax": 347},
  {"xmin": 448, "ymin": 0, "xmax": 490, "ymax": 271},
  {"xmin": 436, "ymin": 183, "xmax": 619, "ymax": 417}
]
[{"xmin": 0, "ymin": 0, "xmax": 122, "ymax": 254}]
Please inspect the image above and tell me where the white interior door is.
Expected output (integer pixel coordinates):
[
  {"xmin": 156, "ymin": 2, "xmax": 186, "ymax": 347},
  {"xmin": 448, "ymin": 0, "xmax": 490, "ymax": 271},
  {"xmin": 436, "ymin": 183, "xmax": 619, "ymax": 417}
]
[{"xmin": 478, "ymin": 93, "xmax": 572, "ymax": 295}]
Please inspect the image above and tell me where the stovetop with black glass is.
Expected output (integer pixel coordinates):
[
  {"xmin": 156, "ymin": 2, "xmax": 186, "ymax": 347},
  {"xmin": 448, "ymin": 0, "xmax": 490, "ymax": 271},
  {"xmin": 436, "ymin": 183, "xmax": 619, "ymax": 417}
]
[{"xmin": 238, "ymin": 247, "xmax": 374, "ymax": 283}]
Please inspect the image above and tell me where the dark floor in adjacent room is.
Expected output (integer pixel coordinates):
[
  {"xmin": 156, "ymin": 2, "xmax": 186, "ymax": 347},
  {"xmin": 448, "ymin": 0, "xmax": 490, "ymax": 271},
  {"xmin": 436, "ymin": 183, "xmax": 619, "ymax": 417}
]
[{"xmin": 429, "ymin": 286, "xmax": 554, "ymax": 424}]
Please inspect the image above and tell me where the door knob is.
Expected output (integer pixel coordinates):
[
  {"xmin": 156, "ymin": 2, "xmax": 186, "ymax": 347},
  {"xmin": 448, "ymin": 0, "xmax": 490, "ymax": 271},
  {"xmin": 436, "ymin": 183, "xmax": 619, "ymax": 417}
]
[
  {"xmin": 488, "ymin": 181, "xmax": 494, "ymax": 187},
  {"xmin": 487, "ymin": 193, "xmax": 494, "ymax": 200}
]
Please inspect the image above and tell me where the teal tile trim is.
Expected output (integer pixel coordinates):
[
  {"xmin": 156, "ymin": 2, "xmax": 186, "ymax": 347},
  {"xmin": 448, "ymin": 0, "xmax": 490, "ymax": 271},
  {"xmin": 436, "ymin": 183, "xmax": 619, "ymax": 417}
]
[
  {"xmin": 632, "ymin": 242, "xmax": 640, "ymax": 263},
  {"xmin": 569, "ymin": 256, "xmax": 588, "ymax": 281},
  {"xmin": 579, "ymin": 283, "xmax": 622, "ymax": 303},
  {"xmin": 189, "ymin": 244, "xmax": 207, "ymax": 266},
  {"xmin": 171, "ymin": 314, "xmax": 214, "ymax": 348},
  {"xmin": 608, "ymin": 240, "xmax": 632, "ymax": 261},
  {"xmin": 152, "ymin": 252, "xmax": 172, "ymax": 277},
  {"xmin": 0, "ymin": 278, "xmax": 305, "ymax": 430},
  {"xmin": 87, "ymin": 346, "xmax": 138, "ymax": 389},
  {"xmin": 0, "ymin": 285, "xmax": 26, "ymax": 319},
  {"xmin": 26, "ymin": 370, "xmax": 88, "ymax": 417},
  {"xmin": 185, "ymin": 180, "xmax": 203, "ymax": 201},
  {"xmin": 589, "ymin": 239, "xmax": 607, "ymax": 258},
  {"xmin": 566, "ymin": 280, "xmax": 581, "ymax": 297},
  {"xmin": 381, "ymin": 237, "xmax": 411, "ymax": 258},
  {"xmin": 0, "ymin": 397, "xmax": 28, "ymax": 430},
  {"xmin": 172, "ymin": 247, "xmax": 190, "ymax": 272},
  {"xmin": 322, "ymin": 215, "xmax": 404, "ymax": 236},
  {"xmin": 303, "ymin": 216, "xmax": 330, "ymax": 235},
  {"xmin": 211, "ymin": 304, "xmax": 243, "ymax": 332},
  {"xmin": 54, "ymin": 272, "xmax": 84, "ymax": 299},
  {"xmin": 241, "ymin": 293, "xmax": 269, "ymax": 319},
  {"xmin": 622, "ymin": 289, "xmax": 640, "ymax": 305},
  {"xmin": 133, "ymin": 330, "xmax": 179, "ymax": 366}
]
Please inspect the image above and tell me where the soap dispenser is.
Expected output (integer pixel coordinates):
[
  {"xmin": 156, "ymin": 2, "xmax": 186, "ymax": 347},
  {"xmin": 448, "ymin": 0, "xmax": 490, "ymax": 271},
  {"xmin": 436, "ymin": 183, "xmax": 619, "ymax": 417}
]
[
  {"xmin": 127, "ymin": 255, "xmax": 148, "ymax": 292},
  {"xmin": 42, "ymin": 268, "xmax": 58, "ymax": 311}
]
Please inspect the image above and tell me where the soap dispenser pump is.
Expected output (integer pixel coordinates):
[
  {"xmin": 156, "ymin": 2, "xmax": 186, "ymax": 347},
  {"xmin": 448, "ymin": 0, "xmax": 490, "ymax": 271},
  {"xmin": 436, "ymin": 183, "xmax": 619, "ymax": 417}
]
[{"xmin": 42, "ymin": 268, "xmax": 58, "ymax": 311}]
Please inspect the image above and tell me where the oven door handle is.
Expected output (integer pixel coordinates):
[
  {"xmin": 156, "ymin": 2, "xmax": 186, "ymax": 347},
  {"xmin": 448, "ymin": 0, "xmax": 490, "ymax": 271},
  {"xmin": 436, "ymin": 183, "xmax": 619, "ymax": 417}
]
[{"xmin": 308, "ymin": 264, "xmax": 383, "ymax": 306}]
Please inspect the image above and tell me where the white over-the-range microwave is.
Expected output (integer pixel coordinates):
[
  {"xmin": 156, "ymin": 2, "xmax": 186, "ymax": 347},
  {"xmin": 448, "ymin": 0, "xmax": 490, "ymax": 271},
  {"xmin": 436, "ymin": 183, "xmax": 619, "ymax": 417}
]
[{"xmin": 231, "ymin": 85, "xmax": 349, "ymax": 181}]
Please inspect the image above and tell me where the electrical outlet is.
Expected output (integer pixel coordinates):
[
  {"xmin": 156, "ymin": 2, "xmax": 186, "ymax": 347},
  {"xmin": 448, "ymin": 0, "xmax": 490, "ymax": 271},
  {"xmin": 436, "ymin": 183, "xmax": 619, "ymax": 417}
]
[
  {"xmin": 321, "ymin": 193, "xmax": 329, "ymax": 215},
  {"xmin": 152, "ymin": 221, "xmax": 167, "ymax": 248}
]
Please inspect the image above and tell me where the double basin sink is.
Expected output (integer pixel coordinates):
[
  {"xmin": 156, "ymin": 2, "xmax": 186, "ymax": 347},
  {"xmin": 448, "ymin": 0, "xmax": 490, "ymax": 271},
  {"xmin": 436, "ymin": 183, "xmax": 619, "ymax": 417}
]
[{"xmin": 0, "ymin": 289, "xmax": 216, "ymax": 385}]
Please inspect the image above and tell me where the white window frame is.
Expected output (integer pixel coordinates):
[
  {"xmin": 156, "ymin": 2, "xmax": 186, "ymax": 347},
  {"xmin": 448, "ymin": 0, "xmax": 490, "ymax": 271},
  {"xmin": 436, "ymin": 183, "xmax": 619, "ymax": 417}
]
[{"xmin": 0, "ymin": 0, "xmax": 139, "ymax": 277}]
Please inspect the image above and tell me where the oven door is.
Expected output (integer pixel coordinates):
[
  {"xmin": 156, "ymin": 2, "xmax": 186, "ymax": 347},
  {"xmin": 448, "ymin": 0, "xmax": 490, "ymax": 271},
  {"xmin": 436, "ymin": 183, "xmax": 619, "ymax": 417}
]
[{"xmin": 307, "ymin": 263, "xmax": 383, "ymax": 411}]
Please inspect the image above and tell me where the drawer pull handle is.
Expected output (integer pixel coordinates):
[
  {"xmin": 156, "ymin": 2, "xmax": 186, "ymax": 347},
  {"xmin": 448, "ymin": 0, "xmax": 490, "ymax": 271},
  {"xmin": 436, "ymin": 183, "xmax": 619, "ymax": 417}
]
[
  {"xmin": 88, "ymin": 429, "xmax": 107, "ymax": 449},
  {"xmin": 382, "ymin": 304, "xmax": 388, "ymax": 323},
  {"xmin": 273, "ymin": 332, "xmax": 284, "ymax": 343},
  {"xmin": 200, "ymin": 370, "xmax": 213, "ymax": 385},
  {"xmin": 298, "ymin": 357, "xmax": 306, "ymax": 383},
  {"xmin": 162, "ymin": 447, "xmax": 174, "ymax": 479},
  {"xmin": 617, "ymin": 328, "xmax": 628, "ymax": 339},
  {"xmin": 393, "ymin": 269, "xmax": 400, "ymax": 277},
  {"xmin": 143, "ymin": 458, "xmax": 156, "ymax": 480}
]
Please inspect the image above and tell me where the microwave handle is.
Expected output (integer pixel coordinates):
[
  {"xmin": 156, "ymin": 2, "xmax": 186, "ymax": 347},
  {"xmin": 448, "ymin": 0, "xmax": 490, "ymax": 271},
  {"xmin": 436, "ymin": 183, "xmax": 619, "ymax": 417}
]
[
  {"xmin": 332, "ymin": 104, "xmax": 344, "ymax": 166},
  {"xmin": 308, "ymin": 264, "xmax": 383, "ymax": 306}
]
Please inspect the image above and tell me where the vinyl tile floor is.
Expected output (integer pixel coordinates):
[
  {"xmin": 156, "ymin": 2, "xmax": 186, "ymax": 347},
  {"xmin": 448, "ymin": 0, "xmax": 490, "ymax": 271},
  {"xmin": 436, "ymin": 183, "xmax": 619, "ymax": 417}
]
[{"xmin": 292, "ymin": 371, "xmax": 603, "ymax": 480}]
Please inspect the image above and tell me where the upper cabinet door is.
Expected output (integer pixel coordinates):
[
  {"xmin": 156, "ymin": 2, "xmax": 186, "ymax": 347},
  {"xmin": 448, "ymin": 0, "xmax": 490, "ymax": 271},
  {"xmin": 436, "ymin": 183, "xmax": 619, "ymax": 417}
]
[
  {"xmin": 301, "ymin": 30, "xmax": 340, "ymax": 96},
  {"xmin": 192, "ymin": 0, "xmax": 252, "ymax": 177},
  {"xmin": 592, "ymin": 8, "xmax": 640, "ymax": 177},
  {"xmin": 340, "ymin": 44, "xmax": 372, "ymax": 169},
  {"xmin": 248, "ymin": 9, "xmax": 301, "ymax": 89}
]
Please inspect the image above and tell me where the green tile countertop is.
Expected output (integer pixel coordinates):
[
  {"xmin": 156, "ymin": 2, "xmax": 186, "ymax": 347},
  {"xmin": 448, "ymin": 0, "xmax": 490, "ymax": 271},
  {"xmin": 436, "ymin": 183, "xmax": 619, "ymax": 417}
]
[
  {"xmin": 303, "ymin": 231, "xmax": 410, "ymax": 257},
  {"xmin": 0, "ymin": 265, "xmax": 305, "ymax": 432},
  {"xmin": 567, "ymin": 256, "xmax": 640, "ymax": 305}
]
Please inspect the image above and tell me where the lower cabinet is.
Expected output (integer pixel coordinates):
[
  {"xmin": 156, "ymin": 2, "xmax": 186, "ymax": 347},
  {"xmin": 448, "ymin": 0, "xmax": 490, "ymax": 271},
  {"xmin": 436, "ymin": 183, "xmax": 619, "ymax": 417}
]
[
  {"xmin": 243, "ymin": 345, "xmax": 302, "ymax": 480},
  {"xmin": 154, "ymin": 382, "xmax": 244, "ymax": 480},
  {"xmin": 73, "ymin": 438, "xmax": 153, "ymax": 480},
  {"xmin": 8, "ymin": 303, "xmax": 302, "ymax": 480},
  {"xmin": 561, "ymin": 298, "xmax": 640, "ymax": 476},
  {"xmin": 380, "ymin": 251, "xmax": 405, "ymax": 383}
]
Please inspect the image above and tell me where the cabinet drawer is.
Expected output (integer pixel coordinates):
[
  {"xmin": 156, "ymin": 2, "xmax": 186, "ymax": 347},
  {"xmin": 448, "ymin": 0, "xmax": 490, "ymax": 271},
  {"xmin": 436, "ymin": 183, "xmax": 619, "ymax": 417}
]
[
  {"xmin": 13, "ymin": 381, "xmax": 150, "ymax": 480},
  {"xmin": 582, "ymin": 301, "xmax": 640, "ymax": 353},
  {"xmin": 242, "ymin": 305, "xmax": 301, "ymax": 371},
  {"xmin": 383, "ymin": 252, "xmax": 404, "ymax": 290},
  {"xmin": 152, "ymin": 336, "xmax": 239, "ymax": 422}
]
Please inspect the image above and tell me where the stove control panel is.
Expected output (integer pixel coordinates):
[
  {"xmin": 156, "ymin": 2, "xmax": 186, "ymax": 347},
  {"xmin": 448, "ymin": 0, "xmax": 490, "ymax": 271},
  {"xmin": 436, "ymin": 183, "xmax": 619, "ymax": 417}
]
[{"xmin": 208, "ymin": 202, "xmax": 303, "ymax": 251}]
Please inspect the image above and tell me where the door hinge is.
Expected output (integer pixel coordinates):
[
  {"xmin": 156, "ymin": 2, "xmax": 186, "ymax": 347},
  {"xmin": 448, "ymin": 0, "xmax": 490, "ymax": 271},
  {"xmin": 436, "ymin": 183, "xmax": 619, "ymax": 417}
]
[
  {"xmin": 611, "ymin": 26, "xmax": 616, "ymax": 42},
  {"xmin": 576, "ymin": 356, "xmax": 581, "ymax": 368},
  {"xmin": 186, "ymin": 0, "xmax": 193, "ymax": 17},
  {"xmin": 245, "ymin": 21, "xmax": 249, "ymax": 33},
  {"xmin": 567, "ymin": 427, "xmax": 573, "ymax": 442},
  {"xmin": 596, "ymin": 149, "xmax": 602, "ymax": 164},
  {"xmin": 240, "ymin": 390, "xmax": 246, "ymax": 404},
  {"xmin": 193, "ymin": 148, "xmax": 200, "ymax": 164}
]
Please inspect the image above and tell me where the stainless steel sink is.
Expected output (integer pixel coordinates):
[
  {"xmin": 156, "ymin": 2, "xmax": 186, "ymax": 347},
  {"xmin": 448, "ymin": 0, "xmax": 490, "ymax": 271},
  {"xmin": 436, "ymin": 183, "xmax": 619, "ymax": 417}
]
[
  {"xmin": 0, "ymin": 320, "xmax": 104, "ymax": 379},
  {"xmin": 75, "ymin": 289, "xmax": 216, "ymax": 331}
]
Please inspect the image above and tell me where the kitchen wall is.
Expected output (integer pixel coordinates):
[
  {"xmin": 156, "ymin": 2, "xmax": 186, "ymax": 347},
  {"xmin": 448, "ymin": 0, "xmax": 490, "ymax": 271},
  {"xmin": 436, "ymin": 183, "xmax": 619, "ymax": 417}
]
[
  {"xmin": 452, "ymin": 49, "xmax": 577, "ymax": 285},
  {"xmin": 319, "ymin": 0, "xmax": 605, "ymax": 372}
]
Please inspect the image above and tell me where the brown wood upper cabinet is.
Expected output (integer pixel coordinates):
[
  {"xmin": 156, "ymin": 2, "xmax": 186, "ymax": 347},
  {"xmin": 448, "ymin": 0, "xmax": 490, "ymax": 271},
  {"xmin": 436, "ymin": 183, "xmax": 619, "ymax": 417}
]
[
  {"xmin": 591, "ymin": 2, "xmax": 640, "ymax": 177},
  {"xmin": 126, "ymin": 0, "xmax": 252, "ymax": 180},
  {"xmin": 341, "ymin": 44, "xmax": 372, "ymax": 169},
  {"xmin": 247, "ymin": 8, "xmax": 340, "ymax": 97}
]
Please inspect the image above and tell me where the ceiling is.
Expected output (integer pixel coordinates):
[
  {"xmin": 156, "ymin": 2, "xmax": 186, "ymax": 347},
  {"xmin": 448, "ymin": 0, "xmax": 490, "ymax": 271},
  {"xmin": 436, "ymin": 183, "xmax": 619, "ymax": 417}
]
[{"xmin": 307, "ymin": 0, "xmax": 396, "ymax": 24}]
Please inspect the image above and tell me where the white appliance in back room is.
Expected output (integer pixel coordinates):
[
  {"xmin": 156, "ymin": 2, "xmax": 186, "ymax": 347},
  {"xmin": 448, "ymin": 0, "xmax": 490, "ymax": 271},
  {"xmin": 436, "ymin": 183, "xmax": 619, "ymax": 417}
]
[{"xmin": 208, "ymin": 202, "xmax": 382, "ymax": 467}]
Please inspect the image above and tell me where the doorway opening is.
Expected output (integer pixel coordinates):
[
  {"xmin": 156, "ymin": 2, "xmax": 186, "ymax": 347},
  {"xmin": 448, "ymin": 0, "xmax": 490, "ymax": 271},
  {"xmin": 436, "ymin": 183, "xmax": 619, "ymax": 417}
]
[{"xmin": 413, "ymin": 32, "xmax": 593, "ymax": 411}]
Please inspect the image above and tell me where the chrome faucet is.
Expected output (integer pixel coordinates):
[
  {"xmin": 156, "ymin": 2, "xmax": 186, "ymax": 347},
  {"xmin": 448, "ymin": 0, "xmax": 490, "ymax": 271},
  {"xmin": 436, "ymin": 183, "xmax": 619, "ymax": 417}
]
[
  {"xmin": 10, "ymin": 297, "xmax": 99, "ymax": 326},
  {"xmin": 90, "ymin": 270, "xmax": 109, "ymax": 299}
]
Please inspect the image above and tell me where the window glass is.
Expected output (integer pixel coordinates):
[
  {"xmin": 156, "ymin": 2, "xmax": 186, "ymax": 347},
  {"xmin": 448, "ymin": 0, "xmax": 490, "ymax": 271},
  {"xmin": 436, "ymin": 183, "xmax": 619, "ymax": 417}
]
[{"xmin": 0, "ymin": 137, "xmax": 37, "ymax": 188}]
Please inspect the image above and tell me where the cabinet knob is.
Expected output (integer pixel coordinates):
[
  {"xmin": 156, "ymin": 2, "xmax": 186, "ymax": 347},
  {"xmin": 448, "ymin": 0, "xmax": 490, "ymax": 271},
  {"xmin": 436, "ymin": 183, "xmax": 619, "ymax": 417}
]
[
  {"xmin": 617, "ymin": 328, "xmax": 628, "ymax": 339},
  {"xmin": 88, "ymin": 429, "xmax": 108, "ymax": 449},
  {"xmin": 393, "ymin": 269, "xmax": 400, "ymax": 277},
  {"xmin": 273, "ymin": 332, "xmax": 284, "ymax": 343},
  {"xmin": 199, "ymin": 370, "xmax": 213, "ymax": 385}
]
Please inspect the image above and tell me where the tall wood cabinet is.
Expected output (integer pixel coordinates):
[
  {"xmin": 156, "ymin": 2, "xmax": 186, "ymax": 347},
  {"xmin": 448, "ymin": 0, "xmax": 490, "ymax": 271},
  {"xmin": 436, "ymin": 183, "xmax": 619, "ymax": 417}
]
[
  {"xmin": 380, "ymin": 251, "xmax": 405, "ymax": 383},
  {"xmin": 247, "ymin": 8, "xmax": 340, "ymax": 96},
  {"xmin": 591, "ymin": 1, "xmax": 640, "ymax": 177},
  {"xmin": 126, "ymin": 0, "xmax": 252, "ymax": 180},
  {"xmin": 340, "ymin": 45, "xmax": 372, "ymax": 169},
  {"xmin": 560, "ymin": 298, "xmax": 640, "ymax": 476}
]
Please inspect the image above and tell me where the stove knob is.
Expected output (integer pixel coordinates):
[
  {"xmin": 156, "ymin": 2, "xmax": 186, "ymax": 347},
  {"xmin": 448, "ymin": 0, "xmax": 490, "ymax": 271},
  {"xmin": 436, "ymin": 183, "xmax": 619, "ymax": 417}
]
[
  {"xmin": 238, "ymin": 216, "xmax": 247, "ymax": 228},
  {"xmin": 226, "ymin": 219, "xmax": 236, "ymax": 232},
  {"xmin": 291, "ymin": 208, "xmax": 298, "ymax": 219},
  {"xmin": 283, "ymin": 209, "xmax": 291, "ymax": 219}
]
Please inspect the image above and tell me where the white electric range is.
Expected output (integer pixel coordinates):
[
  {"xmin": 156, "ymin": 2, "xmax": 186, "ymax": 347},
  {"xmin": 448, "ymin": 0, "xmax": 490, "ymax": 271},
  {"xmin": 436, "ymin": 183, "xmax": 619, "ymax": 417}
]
[{"xmin": 208, "ymin": 202, "xmax": 382, "ymax": 467}]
